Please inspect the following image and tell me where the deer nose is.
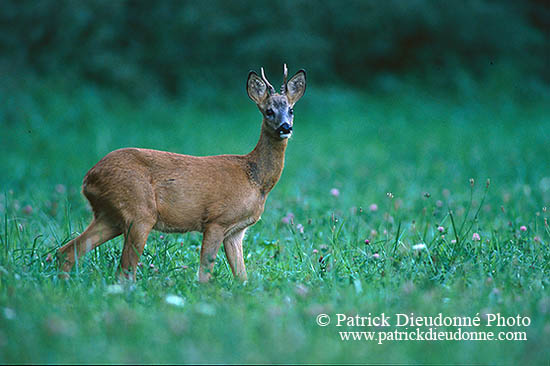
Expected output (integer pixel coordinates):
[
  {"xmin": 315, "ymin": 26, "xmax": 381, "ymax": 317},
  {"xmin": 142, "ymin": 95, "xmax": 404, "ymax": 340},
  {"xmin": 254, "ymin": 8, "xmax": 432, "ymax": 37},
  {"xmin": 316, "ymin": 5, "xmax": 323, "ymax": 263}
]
[{"xmin": 277, "ymin": 122, "xmax": 293, "ymax": 135}]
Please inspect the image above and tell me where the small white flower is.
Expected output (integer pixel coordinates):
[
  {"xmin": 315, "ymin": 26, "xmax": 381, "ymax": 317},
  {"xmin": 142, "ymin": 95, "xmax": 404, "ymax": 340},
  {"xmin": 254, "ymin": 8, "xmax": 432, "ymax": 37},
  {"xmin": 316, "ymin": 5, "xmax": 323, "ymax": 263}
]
[
  {"xmin": 165, "ymin": 294, "xmax": 185, "ymax": 308},
  {"xmin": 106, "ymin": 284, "xmax": 124, "ymax": 294},
  {"xmin": 412, "ymin": 243, "xmax": 427, "ymax": 250},
  {"xmin": 196, "ymin": 303, "xmax": 216, "ymax": 316},
  {"xmin": 3, "ymin": 308, "xmax": 16, "ymax": 320}
]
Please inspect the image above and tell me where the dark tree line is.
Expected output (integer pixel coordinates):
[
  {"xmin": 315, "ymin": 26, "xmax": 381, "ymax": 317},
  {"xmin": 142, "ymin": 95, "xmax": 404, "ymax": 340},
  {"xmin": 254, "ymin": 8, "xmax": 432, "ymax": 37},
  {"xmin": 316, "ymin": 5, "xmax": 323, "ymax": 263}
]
[{"xmin": 1, "ymin": 0, "xmax": 548, "ymax": 95}]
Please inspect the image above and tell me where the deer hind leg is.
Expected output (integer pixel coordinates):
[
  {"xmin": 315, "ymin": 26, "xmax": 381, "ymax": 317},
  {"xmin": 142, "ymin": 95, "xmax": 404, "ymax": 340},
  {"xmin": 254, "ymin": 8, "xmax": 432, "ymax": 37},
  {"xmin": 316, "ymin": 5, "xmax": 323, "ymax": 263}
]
[
  {"xmin": 223, "ymin": 229, "xmax": 248, "ymax": 282},
  {"xmin": 119, "ymin": 218, "xmax": 156, "ymax": 281},
  {"xmin": 57, "ymin": 218, "xmax": 121, "ymax": 274},
  {"xmin": 198, "ymin": 224, "xmax": 225, "ymax": 283}
]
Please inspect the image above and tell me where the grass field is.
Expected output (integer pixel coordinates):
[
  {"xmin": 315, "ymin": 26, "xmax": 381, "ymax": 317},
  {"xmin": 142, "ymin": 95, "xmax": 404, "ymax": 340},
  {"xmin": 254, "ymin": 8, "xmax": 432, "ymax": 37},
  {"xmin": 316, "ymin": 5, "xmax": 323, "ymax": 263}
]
[{"xmin": 1, "ymin": 71, "xmax": 550, "ymax": 364}]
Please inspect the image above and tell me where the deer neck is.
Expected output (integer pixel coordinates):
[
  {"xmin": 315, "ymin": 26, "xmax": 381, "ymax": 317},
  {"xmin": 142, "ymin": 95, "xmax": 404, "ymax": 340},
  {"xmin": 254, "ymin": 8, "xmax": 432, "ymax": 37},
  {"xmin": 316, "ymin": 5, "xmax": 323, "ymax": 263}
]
[{"xmin": 247, "ymin": 123, "xmax": 288, "ymax": 195}]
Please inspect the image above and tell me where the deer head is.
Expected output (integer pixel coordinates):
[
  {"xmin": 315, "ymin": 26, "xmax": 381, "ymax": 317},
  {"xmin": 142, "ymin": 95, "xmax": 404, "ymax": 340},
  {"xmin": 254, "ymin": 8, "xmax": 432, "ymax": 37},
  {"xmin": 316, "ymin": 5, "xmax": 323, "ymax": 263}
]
[{"xmin": 247, "ymin": 64, "xmax": 306, "ymax": 140}]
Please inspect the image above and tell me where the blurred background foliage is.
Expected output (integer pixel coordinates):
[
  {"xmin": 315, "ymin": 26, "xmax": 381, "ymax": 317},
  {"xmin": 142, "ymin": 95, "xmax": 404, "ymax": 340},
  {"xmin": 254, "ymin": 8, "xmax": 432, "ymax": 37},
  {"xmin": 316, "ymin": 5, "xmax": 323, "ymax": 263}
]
[{"xmin": 1, "ymin": 0, "xmax": 548, "ymax": 98}]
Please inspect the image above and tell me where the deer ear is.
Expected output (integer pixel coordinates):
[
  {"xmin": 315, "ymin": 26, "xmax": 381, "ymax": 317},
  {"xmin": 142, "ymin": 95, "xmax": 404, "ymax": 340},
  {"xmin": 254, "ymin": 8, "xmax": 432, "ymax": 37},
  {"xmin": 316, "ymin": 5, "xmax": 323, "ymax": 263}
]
[
  {"xmin": 247, "ymin": 71, "xmax": 268, "ymax": 104},
  {"xmin": 286, "ymin": 70, "xmax": 306, "ymax": 105}
]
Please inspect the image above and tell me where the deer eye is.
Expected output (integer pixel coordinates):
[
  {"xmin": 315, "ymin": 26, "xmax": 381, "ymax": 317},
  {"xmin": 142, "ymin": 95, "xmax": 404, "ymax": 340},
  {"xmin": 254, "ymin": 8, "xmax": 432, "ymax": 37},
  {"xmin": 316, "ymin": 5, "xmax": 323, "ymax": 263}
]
[
  {"xmin": 266, "ymin": 108, "xmax": 275, "ymax": 117},
  {"xmin": 289, "ymin": 107, "xmax": 294, "ymax": 115}
]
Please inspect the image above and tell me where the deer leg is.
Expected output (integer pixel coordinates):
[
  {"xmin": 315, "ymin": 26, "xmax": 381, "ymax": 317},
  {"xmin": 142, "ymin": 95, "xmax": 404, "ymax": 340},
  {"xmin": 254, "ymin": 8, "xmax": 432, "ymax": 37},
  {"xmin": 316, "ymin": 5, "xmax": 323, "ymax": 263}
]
[
  {"xmin": 198, "ymin": 224, "xmax": 224, "ymax": 283},
  {"xmin": 223, "ymin": 229, "xmax": 247, "ymax": 281},
  {"xmin": 57, "ymin": 218, "xmax": 121, "ymax": 275},
  {"xmin": 119, "ymin": 219, "xmax": 155, "ymax": 281}
]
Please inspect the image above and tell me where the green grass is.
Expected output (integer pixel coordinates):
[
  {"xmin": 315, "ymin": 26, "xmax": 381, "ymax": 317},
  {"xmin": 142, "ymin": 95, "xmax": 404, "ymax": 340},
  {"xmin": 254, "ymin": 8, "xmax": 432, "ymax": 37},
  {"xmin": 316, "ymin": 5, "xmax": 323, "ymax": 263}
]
[{"xmin": 1, "ymin": 72, "xmax": 550, "ymax": 364}]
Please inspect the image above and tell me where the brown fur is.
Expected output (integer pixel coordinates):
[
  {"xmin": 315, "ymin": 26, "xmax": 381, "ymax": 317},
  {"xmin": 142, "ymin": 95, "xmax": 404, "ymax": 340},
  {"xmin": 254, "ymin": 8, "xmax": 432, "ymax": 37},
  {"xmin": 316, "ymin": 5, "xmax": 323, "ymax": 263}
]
[{"xmin": 57, "ymin": 66, "xmax": 306, "ymax": 282}]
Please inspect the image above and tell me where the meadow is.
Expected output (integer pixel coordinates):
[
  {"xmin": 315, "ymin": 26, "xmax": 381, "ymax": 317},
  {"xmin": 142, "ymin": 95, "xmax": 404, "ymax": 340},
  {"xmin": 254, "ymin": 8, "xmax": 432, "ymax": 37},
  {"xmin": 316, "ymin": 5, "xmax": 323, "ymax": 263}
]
[{"xmin": 1, "ymin": 70, "xmax": 549, "ymax": 364}]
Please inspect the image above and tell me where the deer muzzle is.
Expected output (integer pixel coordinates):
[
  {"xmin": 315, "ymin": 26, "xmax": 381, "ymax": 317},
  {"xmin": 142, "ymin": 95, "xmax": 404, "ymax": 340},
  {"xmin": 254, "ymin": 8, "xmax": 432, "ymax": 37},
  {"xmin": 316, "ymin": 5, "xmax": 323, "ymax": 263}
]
[{"xmin": 276, "ymin": 122, "xmax": 293, "ymax": 139}]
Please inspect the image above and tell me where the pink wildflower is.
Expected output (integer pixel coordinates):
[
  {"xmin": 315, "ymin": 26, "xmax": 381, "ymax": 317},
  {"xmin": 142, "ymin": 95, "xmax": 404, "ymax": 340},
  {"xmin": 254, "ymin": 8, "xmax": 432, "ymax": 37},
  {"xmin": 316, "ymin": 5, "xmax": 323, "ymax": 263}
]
[
  {"xmin": 330, "ymin": 188, "xmax": 340, "ymax": 197},
  {"xmin": 472, "ymin": 233, "xmax": 481, "ymax": 241},
  {"xmin": 520, "ymin": 225, "xmax": 527, "ymax": 232},
  {"xmin": 372, "ymin": 253, "xmax": 380, "ymax": 259},
  {"xmin": 22, "ymin": 205, "xmax": 33, "ymax": 215},
  {"xmin": 55, "ymin": 184, "xmax": 66, "ymax": 194},
  {"xmin": 281, "ymin": 212, "xmax": 294, "ymax": 224},
  {"xmin": 369, "ymin": 203, "xmax": 378, "ymax": 212},
  {"xmin": 437, "ymin": 226, "xmax": 444, "ymax": 233}
]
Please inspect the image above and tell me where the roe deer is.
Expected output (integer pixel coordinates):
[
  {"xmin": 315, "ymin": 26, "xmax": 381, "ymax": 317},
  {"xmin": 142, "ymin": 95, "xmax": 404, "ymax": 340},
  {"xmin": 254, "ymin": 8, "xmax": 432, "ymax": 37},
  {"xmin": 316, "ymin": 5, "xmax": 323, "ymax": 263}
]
[{"xmin": 57, "ymin": 65, "xmax": 306, "ymax": 282}]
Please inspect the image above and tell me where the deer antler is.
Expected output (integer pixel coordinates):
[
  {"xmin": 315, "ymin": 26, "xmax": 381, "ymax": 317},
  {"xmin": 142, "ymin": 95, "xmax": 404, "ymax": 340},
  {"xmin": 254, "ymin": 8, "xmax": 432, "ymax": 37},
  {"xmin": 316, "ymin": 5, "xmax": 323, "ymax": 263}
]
[
  {"xmin": 281, "ymin": 63, "xmax": 288, "ymax": 93},
  {"xmin": 260, "ymin": 67, "xmax": 276, "ymax": 95}
]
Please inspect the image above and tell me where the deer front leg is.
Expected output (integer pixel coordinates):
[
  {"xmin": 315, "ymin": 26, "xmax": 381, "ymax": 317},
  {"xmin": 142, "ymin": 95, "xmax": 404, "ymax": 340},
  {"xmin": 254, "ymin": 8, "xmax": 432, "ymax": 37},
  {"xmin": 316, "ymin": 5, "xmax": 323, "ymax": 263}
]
[
  {"xmin": 198, "ymin": 224, "xmax": 224, "ymax": 283},
  {"xmin": 223, "ymin": 229, "xmax": 247, "ymax": 281}
]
